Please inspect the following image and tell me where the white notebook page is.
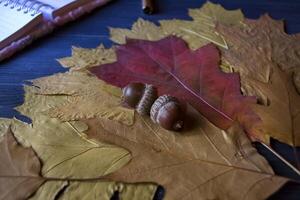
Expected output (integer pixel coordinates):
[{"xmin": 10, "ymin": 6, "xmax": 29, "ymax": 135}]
[{"xmin": 0, "ymin": 3, "xmax": 42, "ymax": 49}]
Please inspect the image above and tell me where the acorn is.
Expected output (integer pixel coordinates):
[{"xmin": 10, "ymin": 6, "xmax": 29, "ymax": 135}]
[
  {"xmin": 150, "ymin": 95, "xmax": 184, "ymax": 131},
  {"xmin": 122, "ymin": 82, "xmax": 157, "ymax": 115}
]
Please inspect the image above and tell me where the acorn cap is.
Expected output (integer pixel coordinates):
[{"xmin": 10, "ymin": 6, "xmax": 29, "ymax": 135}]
[
  {"xmin": 136, "ymin": 84, "xmax": 157, "ymax": 115},
  {"xmin": 150, "ymin": 95, "xmax": 184, "ymax": 131}
]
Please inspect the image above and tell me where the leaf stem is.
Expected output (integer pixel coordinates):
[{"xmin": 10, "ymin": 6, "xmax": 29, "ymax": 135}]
[{"xmin": 260, "ymin": 142, "xmax": 300, "ymax": 176}]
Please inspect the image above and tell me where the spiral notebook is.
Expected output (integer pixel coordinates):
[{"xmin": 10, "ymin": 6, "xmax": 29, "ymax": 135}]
[{"xmin": 0, "ymin": 0, "xmax": 112, "ymax": 61}]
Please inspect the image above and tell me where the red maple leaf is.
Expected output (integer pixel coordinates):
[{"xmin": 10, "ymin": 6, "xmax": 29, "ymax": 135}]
[{"xmin": 90, "ymin": 36, "xmax": 260, "ymax": 137}]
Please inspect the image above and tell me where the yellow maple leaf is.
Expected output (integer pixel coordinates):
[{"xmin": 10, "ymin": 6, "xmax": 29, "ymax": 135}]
[
  {"xmin": 27, "ymin": 71, "xmax": 134, "ymax": 125},
  {"xmin": 57, "ymin": 44, "xmax": 116, "ymax": 71}
]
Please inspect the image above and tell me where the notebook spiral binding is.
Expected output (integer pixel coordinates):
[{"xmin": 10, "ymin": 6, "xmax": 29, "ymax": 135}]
[{"xmin": 0, "ymin": 0, "xmax": 54, "ymax": 16}]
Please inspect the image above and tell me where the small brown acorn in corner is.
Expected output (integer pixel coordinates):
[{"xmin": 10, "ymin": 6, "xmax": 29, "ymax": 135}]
[
  {"xmin": 121, "ymin": 82, "xmax": 157, "ymax": 115},
  {"xmin": 150, "ymin": 95, "xmax": 185, "ymax": 131}
]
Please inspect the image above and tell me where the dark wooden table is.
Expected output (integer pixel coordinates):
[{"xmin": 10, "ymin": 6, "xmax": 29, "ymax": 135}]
[{"xmin": 1, "ymin": 0, "xmax": 300, "ymax": 199}]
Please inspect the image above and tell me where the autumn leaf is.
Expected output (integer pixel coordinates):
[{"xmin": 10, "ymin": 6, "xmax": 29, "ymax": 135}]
[
  {"xmin": 0, "ymin": 127, "xmax": 44, "ymax": 200},
  {"xmin": 29, "ymin": 71, "xmax": 134, "ymax": 125},
  {"xmin": 0, "ymin": 87, "xmax": 157, "ymax": 200},
  {"xmin": 217, "ymin": 15, "xmax": 300, "ymax": 146},
  {"xmin": 160, "ymin": 1, "xmax": 243, "ymax": 50},
  {"xmin": 188, "ymin": 1, "xmax": 243, "ymax": 27},
  {"xmin": 218, "ymin": 15, "xmax": 300, "ymax": 90},
  {"xmin": 89, "ymin": 36, "xmax": 260, "ymax": 138},
  {"xmin": 30, "ymin": 181, "xmax": 157, "ymax": 200},
  {"xmin": 57, "ymin": 44, "xmax": 116, "ymax": 71},
  {"xmin": 244, "ymin": 68, "xmax": 300, "ymax": 147},
  {"xmin": 50, "ymin": 181, "xmax": 157, "ymax": 200},
  {"xmin": 29, "ymin": 181, "xmax": 69, "ymax": 200},
  {"xmin": 0, "ymin": 126, "xmax": 157, "ymax": 200},
  {"xmin": 84, "ymin": 106, "xmax": 287, "ymax": 200},
  {"xmin": 11, "ymin": 118, "xmax": 131, "ymax": 178},
  {"xmin": 15, "ymin": 78, "xmax": 288, "ymax": 199},
  {"xmin": 12, "ymin": 86, "xmax": 131, "ymax": 179},
  {"xmin": 109, "ymin": 2, "xmax": 243, "ymax": 50},
  {"xmin": 0, "ymin": 118, "xmax": 11, "ymax": 140},
  {"xmin": 109, "ymin": 18, "xmax": 166, "ymax": 44},
  {"xmin": 17, "ymin": 86, "xmax": 67, "ymax": 121}
]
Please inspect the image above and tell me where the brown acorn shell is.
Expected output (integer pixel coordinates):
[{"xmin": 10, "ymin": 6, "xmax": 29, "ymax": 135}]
[{"xmin": 121, "ymin": 82, "xmax": 146, "ymax": 108}]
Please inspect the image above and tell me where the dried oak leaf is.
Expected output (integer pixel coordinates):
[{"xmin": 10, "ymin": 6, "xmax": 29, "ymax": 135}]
[
  {"xmin": 30, "ymin": 71, "xmax": 134, "ymax": 125},
  {"xmin": 84, "ymin": 106, "xmax": 287, "ymax": 200},
  {"xmin": 6, "ymin": 87, "xmax": 157, "ymax": 200},
  {"xmin": 11, "ymin": 117, "xmax": 131, "ymax": 179},
  {"xmin": 0, "ymin": 127, "xmax": 44, "ymax": 200},
  {"xmin": 90, "ymin": 36, "xmax": 260, "ymax": 138},
  {"xmin": 0, "ymin": 125, "xmax": 156, "ymax": 200},
  {"xmin": 217, "ymin": 15, "xmax": 300, "ymax": 146},
  {"xmin": 30, "ymin": 181, "xmax": 157, "ymax": 200},
  {"xmin": 29, "ymin": 181, "xmax": 69, "ymax": 200},
  {"xmin": 57, "ymin": 45, "xmax": 116, "ymax": 71},
  {"xmin": 52, "ymin": 181, "xmax": 157, "ymax": 200}
]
